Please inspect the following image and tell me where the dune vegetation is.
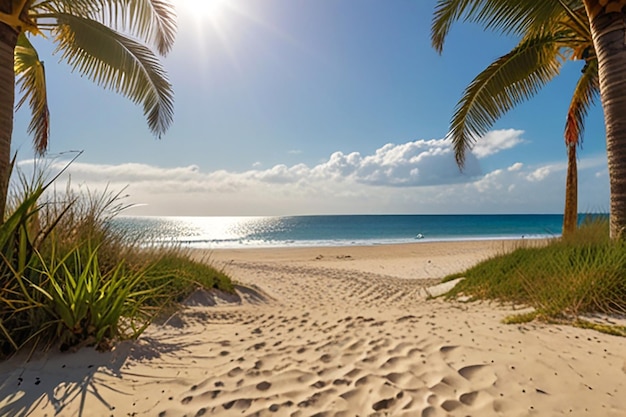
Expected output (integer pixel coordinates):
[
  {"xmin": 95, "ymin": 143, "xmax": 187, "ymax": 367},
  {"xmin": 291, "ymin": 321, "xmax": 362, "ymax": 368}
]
[
  {"xmin": 0, "ymin": 165, "xmax": 233, "ymax": 359},
  {"xmin": 443, "ymin": 216, "xmax": 626, "ymax": 336}
]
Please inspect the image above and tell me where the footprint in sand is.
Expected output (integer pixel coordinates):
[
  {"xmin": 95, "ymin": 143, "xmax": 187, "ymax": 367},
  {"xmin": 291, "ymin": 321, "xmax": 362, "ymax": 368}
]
[
  {"xmin": 346, "ymin": 339, "xmax": 365, "ymax": 351},
  {"xmin": 381, "ymin": 356, "xmax": 406, "ymax": 370},
  {"xmin": 344, "ymin": 368, "xmax": 361, "ymax": 379},
  {"xmin": 256, "ymin": 381, "xmax": 272, "ymax": 391},
  {"xmin": 248, "ymin": 342, "xmax": 266, "ymax": 351},
  {"xmin": 441, "ymin": 399, "xmax": 462, "ymax": 412},
  {"xmin": 311, "ymin": 380, "xmax": 326, "ymax": 389},
  {"xmin": 421, "ymin": 405, "xmax": 440, "ymax": 417},
  {"xmin": 222, "ymin": 398, "xmax": 252, "ymax": 411},
  {"xmin": 459, "ymin": 390, "xmax": 478, "ymax": 405},
  {"xmin": 332, "ymin": 378, "xmax": 350, "ymax": 386},
  {"xmin": 205, "ymin": 390, "xmax": 221, "ymax": 399},
  {"xmin": 227, "ymin": 367, "xmax": 243, "ymax": 377},
  {"xmin": 438, "ymin": 345, "xmax": 458, "ymax": 357},
  {"xmin": 372, "ymin": 397, "xmax": 396, "ymax": 411},
  {"xmin": 296, "ymin": 373, "xmax": 316, "ymax": 384},
  {"xmin": 340, "ymin": 389, "xmax": 359, "ymax": 401},
  {"xmin": 426, "ymin": 393, "xmax": 439, "ymax": 406},
  {"xmin": 396, "ymin": 315, "xmax": 418, "ymax": 323},
  {"xmin": 355, "ymin": 375, "xmax": 373, "ymax": 387},
  {"xmin": 458, "ymin": 364, "xmax": 497, "ymax": 386},
  {"xmin": 268, "ymin": 403, "xmax": 280, "ymax": 412},
  {"xmin": 320, "ymin": 353, "xmax": 333, "ymax": 363},
  {"xmin": 459, "ymin": 390, "xmax": 492, "ymax": 408}
]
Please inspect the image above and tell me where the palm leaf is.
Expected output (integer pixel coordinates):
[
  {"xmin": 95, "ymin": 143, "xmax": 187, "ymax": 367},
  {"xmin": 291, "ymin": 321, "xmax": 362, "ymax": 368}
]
[
  {"xmin": 52, "ymin": 12, "xmax": 174, "ymax": 137},
  {"xmin": 120, "ymin": 0, "xmax": 177, "ymax": 56},
  {"xmin": 36, "ymin": 0, "xmax": 176, "ymax": 56},
  {"xmin": 564, "ymin": 59, "xmax": 599, "ymax": 146},
  {"xmin": 449, "ymin": 34, "xmax": 564, "ymax": 166},
  {"xmin": 555, "ymin": 0, "xmax": 591, "ymax": 41},
  {"xmin": 432, "ymin": 0, "xmax": 583, "ymax": 53},
  {"xmin": 14, "ymin": 33, "xmax": 50, "ymax": 154}
]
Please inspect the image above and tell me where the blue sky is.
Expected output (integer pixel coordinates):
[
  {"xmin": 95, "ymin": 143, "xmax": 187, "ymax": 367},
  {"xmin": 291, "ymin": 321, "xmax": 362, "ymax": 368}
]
[{"xmin": 13, "ymin": 0, "xmax": 609, "ymax": 216}]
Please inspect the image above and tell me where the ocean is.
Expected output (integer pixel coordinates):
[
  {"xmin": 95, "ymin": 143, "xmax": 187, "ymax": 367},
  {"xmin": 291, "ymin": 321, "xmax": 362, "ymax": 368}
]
[{"xmin": 109, "ymin": 214, "xmax": 571, "ymax": 249}]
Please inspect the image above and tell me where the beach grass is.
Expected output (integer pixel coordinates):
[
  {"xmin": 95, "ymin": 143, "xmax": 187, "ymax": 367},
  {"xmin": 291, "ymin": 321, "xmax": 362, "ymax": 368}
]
[
  {"xmin": 443, "ymin": 216, "xmax": 626, "ymax": 334},
  {"xmin": 139, "ymin": 249, "xmax": 234, "ymax": 305},
  {"xmin": 0, "ymin": 166, "xmax": 234, "ymax": 358}
]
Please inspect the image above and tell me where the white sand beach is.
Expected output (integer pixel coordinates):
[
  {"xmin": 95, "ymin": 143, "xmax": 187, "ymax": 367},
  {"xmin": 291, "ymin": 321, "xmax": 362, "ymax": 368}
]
[{"xmin": 1, "ymin": 240, "xmax": 625, "ymax": 416}]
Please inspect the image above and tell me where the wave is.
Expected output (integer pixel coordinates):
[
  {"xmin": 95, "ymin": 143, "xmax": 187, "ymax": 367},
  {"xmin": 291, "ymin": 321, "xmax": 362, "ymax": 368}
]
[
  {"xmin": 110, "ymin": 214, "xmax": 565, "ymax": 249},
  {"xmin": 141, "ymin": 233, "xmax": 556, "ymax": 250}
]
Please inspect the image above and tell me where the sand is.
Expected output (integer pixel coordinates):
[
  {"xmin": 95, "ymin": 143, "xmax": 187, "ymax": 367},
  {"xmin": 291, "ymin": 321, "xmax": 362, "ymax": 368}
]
[{"xmin": 1, "ymin": 240, "xmax": 625, "ymax": 417}]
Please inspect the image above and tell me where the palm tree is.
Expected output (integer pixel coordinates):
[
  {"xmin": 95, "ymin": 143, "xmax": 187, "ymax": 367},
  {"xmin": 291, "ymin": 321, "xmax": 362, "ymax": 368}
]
[
  {"xmin": 431, "ymin": 0, "xmax": 598, "ymax": 236},
  {"xmin": 583, "ymin": 0, "xmax": 626, "ymax": 239},
  {"xmin": 0, "ymin": 0, "xmax": 176, "ymax": 222},
  {"xmin": 564, "ymin": 45, "xmax": 598, "ymax": 234}
]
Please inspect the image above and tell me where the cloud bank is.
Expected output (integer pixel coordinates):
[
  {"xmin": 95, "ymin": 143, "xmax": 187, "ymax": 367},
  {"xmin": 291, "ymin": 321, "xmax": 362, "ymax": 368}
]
[{"xmin": 18, "ymin": 129, "xmax": 609, "ymax": 216}]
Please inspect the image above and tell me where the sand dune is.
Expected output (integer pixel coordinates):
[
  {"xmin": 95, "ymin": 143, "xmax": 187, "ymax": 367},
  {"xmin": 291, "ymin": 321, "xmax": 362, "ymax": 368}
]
[{"xmin": 1, "ymin": 241, "xmax": 625, "ymax": 416}]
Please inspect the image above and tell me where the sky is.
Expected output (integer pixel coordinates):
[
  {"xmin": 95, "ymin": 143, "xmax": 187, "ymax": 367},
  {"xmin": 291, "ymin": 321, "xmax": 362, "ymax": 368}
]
[{"xmin": 12, "ymin": 0, "xmax": 610, "ymax": 216}]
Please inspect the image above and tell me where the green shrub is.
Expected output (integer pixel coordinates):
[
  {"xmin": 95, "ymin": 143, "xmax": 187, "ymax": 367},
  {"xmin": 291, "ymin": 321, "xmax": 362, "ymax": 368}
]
[
  {"xmin": 31, "ymin": 244, "xmax": 155, "ymax": 351},
  {"xmin": 443, "ymin": 218, "xmax": 626, "ymax": 333},
  {"xmin": 0, "ymin": 165, "xmax": 64, "ymax": 356},
  {"xmin": 0, "ymin": 161, "xmax": 235, "ymax": 358}
]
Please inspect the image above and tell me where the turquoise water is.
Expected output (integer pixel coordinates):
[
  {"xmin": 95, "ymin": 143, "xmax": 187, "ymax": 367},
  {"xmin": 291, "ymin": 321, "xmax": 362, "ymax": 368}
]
[{"xmin": 109, "ymin": 214, "xmax": 572, "ymax": 249}]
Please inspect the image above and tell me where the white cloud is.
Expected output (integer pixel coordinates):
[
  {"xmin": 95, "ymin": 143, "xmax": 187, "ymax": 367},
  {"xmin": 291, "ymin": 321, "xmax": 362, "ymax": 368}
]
[
  {"xmin": 312, "ymin": 139, "xmax": 482, "ymax": 186},
  {"xmin": 527, "ymin": 166, "xmax": 552, "ymax": 182},
  {"xmin": 14, "ymin": 132, "xmax": 609, "ymax": 216},
  {"xmin": 471, "ymin": 129, "xmax": 526, "ymax": 158}
]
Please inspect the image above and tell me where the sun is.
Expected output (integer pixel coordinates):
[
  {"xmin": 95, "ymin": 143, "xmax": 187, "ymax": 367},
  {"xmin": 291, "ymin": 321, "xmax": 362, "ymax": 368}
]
[{"xmin": 178, "ymin": 0, "xmax": 228, "ymax": 21}]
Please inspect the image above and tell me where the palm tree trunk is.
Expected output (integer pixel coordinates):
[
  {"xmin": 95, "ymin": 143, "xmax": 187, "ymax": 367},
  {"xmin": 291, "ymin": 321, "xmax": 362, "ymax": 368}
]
[
  {"xmin": 562, "ymin": 143, "xmax": 578, "ymax": 237},
  {"xmin": 0, "ymin": 4, "xmax": 18, "ymax": 224},
  {"xmin": 584, "ymin": 1, "xmax": 626, "ymax": 239}
]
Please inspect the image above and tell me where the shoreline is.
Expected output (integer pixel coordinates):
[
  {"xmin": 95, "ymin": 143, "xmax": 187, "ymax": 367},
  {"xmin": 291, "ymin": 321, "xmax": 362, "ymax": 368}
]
[
  {"xmin": 178, "ymin": 234, "xmax": 556, "ymax": 251},
  {"xmin": 1, "ymin": 238, "xmax": 624, "ymax": 416}
]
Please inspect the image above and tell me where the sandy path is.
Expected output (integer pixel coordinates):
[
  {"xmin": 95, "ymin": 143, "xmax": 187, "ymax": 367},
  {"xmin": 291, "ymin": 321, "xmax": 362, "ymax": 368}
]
[{"xmin": 0, "ymin": 240, "xmax": 625, "ymax": 417}]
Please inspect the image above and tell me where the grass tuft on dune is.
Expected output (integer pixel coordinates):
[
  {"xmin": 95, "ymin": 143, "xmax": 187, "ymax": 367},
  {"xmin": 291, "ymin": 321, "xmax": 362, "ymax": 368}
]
[
  {"xmin": 0, "ymin": 164, "xmax": 234, "ymax": 359},
  {"xmin": 443, "ymin": 216, "xmax": 626, "ymax": 335}
]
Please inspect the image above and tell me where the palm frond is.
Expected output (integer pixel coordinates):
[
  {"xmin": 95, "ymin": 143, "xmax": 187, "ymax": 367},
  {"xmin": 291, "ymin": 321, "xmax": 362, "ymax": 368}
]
[
  {"xmin": 555, "ymin": 0, "xmax": 590, "ymax": 40},
  {"xmin": 449, "ymin": 34, "xmax": 564, "ymax": 166},
  {"xmin": 52, "ymin": 12, "xmax": 174, "ymax": 138},
  {"xmin": 37, "ymin": 0, "xmax": 176, "ymax": 56},
  {"xmin": 31, "ymin": 0, "xmax": 176, "ymax": 56},
  {"xmin": 123, "ymin": 0, "xmax": 177, "ymax": 56},
  {"xmin": 14, "ymin": 33, "xmax": 50, "ymax": 154},
  {"xmin": 29, "ymin": 0, "xmax": 100, "ymax": 20},
  {"xmin": 565, "ymin": 59, "xmax": 599, "ymax": 146},
  {"xmin": 432, "ymin": 0, "xmax": 583, "ymax": 53}
]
